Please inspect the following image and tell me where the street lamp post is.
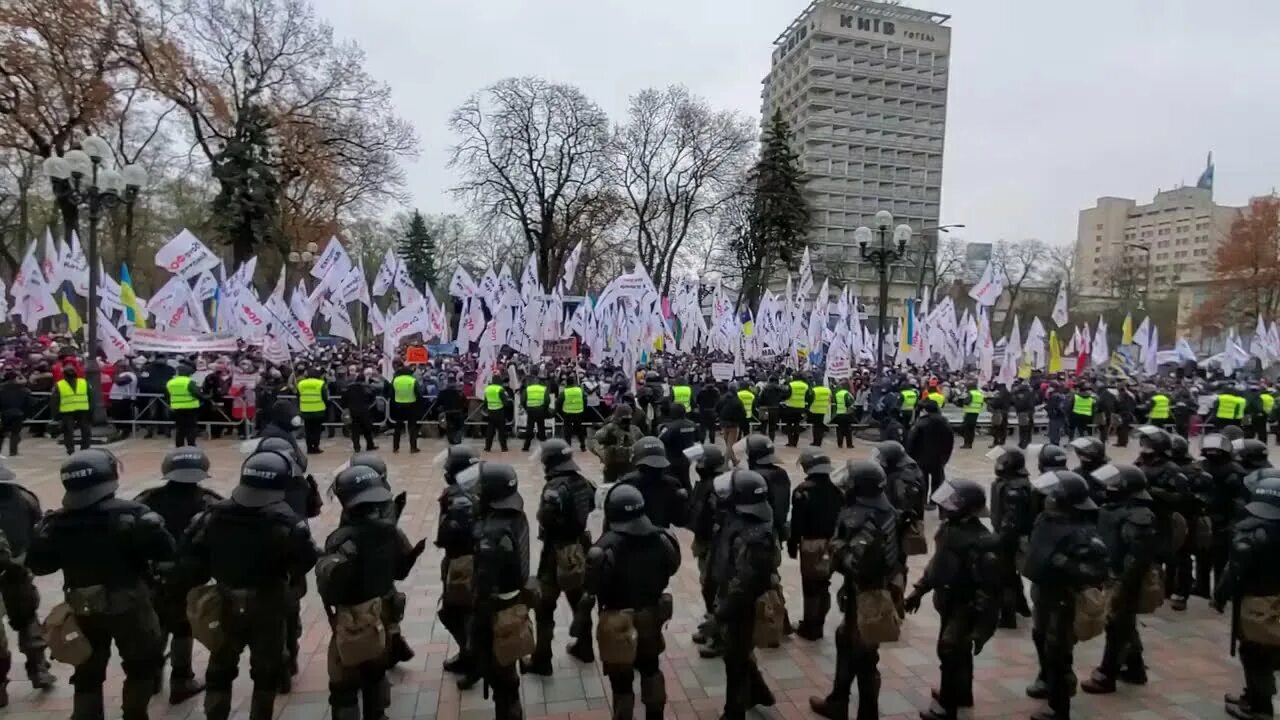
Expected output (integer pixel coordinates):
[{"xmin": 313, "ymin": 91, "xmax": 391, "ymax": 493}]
[
  {"xmin": 913, "ymin": 223, "xmax": 967, "ymax": 301},
  {"xmin": 43, "ymin": 138, "xmax": 148, "ymax": 432},
  {"xmin": 857, "ymin": 210, "xmax": 913, "ymax": 370},
  {"xmin": 1125, "ymin": 242, "xmax": 1152, "ymax": 311}
]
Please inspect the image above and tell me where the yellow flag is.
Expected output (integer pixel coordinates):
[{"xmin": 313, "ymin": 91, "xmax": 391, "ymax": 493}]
[
  {"xmin": 60, "ymin": 293, "xmax": 83, "ymax": 333},
  {"xmin": 1049, "ymin": 330, "xmax": 1063, "ymax": 373},
  {"xmin": 1121, "ymin": 313, "xmax": 1133, "ymax": 345}
]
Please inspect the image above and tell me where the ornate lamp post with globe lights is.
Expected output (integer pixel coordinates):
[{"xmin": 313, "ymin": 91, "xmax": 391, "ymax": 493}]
[
  {"xmin": 856, "ymin": 210, "xmax": 913, "ymax": 370},
  {"xmin": 43, "ymin": 137, "xmax": 147, "ymax": 430}
]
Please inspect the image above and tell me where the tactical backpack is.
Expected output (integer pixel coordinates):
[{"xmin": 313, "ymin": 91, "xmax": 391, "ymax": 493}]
[
  {"xmin": 1073, "ymin": 586, "xmax": 1109, "ymax": 642},
  {"xmin": 799, "ymin": 538, "xmax": 832, "ymax": 580},
  {"xmin": 1240, "ymin": 595, "xmax": 1280, "ymax": 647},
  {"xmin": 186, "ymin": 585, "xmax": 226, "ymax": 651},
  {"xmin": 555, "ymin": 543, "xmax": 587, "ymax": 592},
  {"xmin": 854, "ymin": 589, "xmax": 901, "ymax": 645},
  {"xmin": 596, "ymin": 608, "xmax": 638, "ymax": 666},
  {"xmin": 753, "ymin": 585, "xmax": 785, "ymax": 648},
  {"xmin": 442, "ymin": 555, "xmax": 475, "ymax": 607},
  {"xmin": 43, "ymin": 603, "xmax": 92, "ymax": 666},
  {"xmin": 332, "ymin": 597, "xmax": 387, "ymax": 667},
  {"xmin": 492, "ymin": 603, "xmax": 535, "ymax": 667}
]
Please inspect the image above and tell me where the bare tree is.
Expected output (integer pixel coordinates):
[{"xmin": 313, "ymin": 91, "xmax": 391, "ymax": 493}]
[
  {"xmin": 1043, "ymin": 243, "xmax": 1076, "ymax": 292},
  {"xmin": 991, "ymin": 238, "xmax": 1049, "ymax": 335},
  {"xmin": 614, "ymin": 86, "xmax": 753, "ymax": 295},
  {"xmin": 449, "ymin": 76, "xmax": 613, "ymax": 289},
  {"xmin": 930, "ymin": 236, "xmax": 967, "ymax": 300}
]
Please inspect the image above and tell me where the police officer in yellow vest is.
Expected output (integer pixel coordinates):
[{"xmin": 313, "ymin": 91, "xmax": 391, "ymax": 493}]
[
  {"xmin": 521, "ymin": 373, "xmax": 550, "ymax": 452},
  {"xmin": 784, "ymin": 372, "xmax": 811, "ymax": 448},
  {"xmin": 899, "ymin": 385, "xmax": 920, "ymax": 426},
  {"xmin": 560, "ymin": 376, "xmax": 588, "ymax": 451},
  {"xmin": 670, "ymin": 379, "xmax": 694, "ymax": 416},
  {"xmin": 166, "ymin": 361, "xmax": 206, "ymax": 448},
  {"xmin": 295, "ymin": 366, "xmax": 329, "ymax": 455},
  {"xmin": 483, "ymin": 378, "xmax": 513, "ymax": 452},
  {"xmin": 389, "ymin": 364, "xmax": 421, "ymax": 454},
  {"xmin": 808, "ymin": 381, "xmax": 832, "ymax": 447},
  {"xmin": 1247, "ymin": 384, "xmax": 1273, "ymax": 446},
  {"xmin": 1146, "ymin": 390, "xmax": 1172, "ymax": 431},
  {"xmin": 926, "ymin": 383, "xmax": 947, "ymax": 411},
  {"xmin": 736, "ymin": 382, "xmax": 756, "ymax": 439},
  {"xmin": 56, "ymin": 365, "xmax": 92, "ymax": 455},
  {"xmin": 1069, "ymin": 385, "xmax": 1096, "ymax": 439},
  {"xmin": 959, "ymin": 381, "xmax": 985, "ymax": 449},
  {"xmin": 832, "ymin": 383, "xmax": 855, "ymax": 449},
  {"xmin": 1212, "ymin": 385, "xmax": 1247, "ymax": 432}
]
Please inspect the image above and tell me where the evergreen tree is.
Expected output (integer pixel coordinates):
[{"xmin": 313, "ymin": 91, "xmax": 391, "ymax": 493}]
[
  {"xmin": 399, "ymin": 210, "xmax": 438, "ymax": 290},
  {"xmin": 732, "ymin": 110, "xmax": 810, "ymax": 307},
  {"xmin": 210, "ymin": 101, "xmax": 281, "ymax": 268}
]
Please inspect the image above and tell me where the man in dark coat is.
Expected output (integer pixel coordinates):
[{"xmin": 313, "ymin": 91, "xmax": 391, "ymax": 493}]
[{"xmin": 905, "ymin": 399, "xmax": 954, "ymax": 503}]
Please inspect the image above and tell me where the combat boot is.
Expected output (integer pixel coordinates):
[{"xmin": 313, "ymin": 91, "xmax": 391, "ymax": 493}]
[
  {"xmin": 250, "ymin": 689, "xmax": 277, "ymax": 720},
  {"xmin": 72, "ymin": 690, "xmax": 106, "ymax": 720},
  {"xmin": 520, "ymin": 622, "xmax": 554, "ymax": 676},
  {"xmin": 1119, "ymin": 662, "xmax": 1148, "ymax": 685},
  {"xmin": 567, "ymin": 637, "xmax": 594, "ymax": 663},
  {"xmin": 23, "ymin": 650, "xmax": 54, "ymax": 690},
  {"xmin": 641, "ymin": 673, "xmax": 666, "ymax": 720},
  {"xmin": 692, "ymin": 616, "xmax": 713, "ymax": 644},
  {"xmin": 796, "ymin": 596, "xmax": 823, "ymax": 641},
  {"xmin": 388, "ymin": 633, "xmax": 415, "ymax": 666},
  {"xmin": 918, "ymin": 700, "xmax": 957, "ymax": 720},
  {"xmin": 612, "ymin": 693, "xmax": 635, "ymax": 720},
  {"xmin": 1227, "ymin": 695, "xmax": 1275, "ymax": 720},
  {"xmin": 168, "ymin": 636, "xmax": 206, "ymax": 704},
  {"xmin": 808, "ymin": 696, "xmax": 848, "ymax": 720},
  {"xmin": 122, "ymin": 674, "xmax": 154, "ymax": 720},
  {"xmin": 204, "ymin": 690, "xmax": 233, "ymax": 720},
  {"xmin": 1080, "ymin": 669, "xmax": 1116, "ymax": 695}
]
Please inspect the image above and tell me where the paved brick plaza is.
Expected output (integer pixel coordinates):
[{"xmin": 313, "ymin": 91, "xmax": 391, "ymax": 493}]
[{"xmin": 0, "ymin": 432, "xmax": 1251, "ymax": 720}]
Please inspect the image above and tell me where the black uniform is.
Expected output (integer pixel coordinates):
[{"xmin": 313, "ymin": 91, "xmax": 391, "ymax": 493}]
[
  {"xmin": 526, "ymin": 442, "xmax": 597, "ymax": 674},
  {"xmin": 578, "ymin": 483, "xmax": 680, "ymax": 720},
  {"xmin": 316, "ymin": 464, "xmax": 422, "ymax": 720},
  {"xmin": 436, "ymin": 448, "xmax": 482, "ymax": 687},
  {"xmin": 1022, "ymin": 471, "xmax": 1110, "ymax": 720},
  {"xmin": 695, "ymin": 383, "xmax": 721, "ymax": 443},
  {"xmin": 28, "ymin": 449, "xmax": 174, "ymax": 720},
  {"xmin": 1134, "ymin": 428, "xmax": 1190, "ymax": 607},
  {"xmin": 1198, "ymin": 434, "xmax": 1247, "ymax": 598},
  {"xmin": 135, "ymin": 448, "xmax": 224, "ymax": 704},
  {"xmin": 687, "ymin": 445, "xmax": 728, "ymax": 652},
  {"xmin": 1012, "ymin": 382, "xmax": 1039, "ymax": 448},
  {"xmin": 0, "ymin": 468, "xmax": 53, "ymax": 702},
  {"xmin": 988, "ymin": 384, "xmax": 1012, "ymax": 447},
  {"xmin": 177, "ymin": 451, "xmax": 318, "ymax": 720},
  {"xmin": 989, "ymin": 448, "xmax": 1035, "ymax": 628},
  {"xmin": 341, "ymin": 378, "xmax": 379, "ymax": 452},
  {"xmin": 906, "ymin": 479, "xmax": 1000, "ymax": 720},
  {"xmin": 437, "ymin": 380, "xmax": 467, "ymax": 445},
  {"xmin": 1214, "ymin": 474, "xmax": 1280, "ymax": 720},
  {"xmin": 657, "ymin": 408, "xmax": 700, "ymax": 490},
  {"xmin": 622, "ymin": 437, "xmax": 689, "ymax": 530},
  {"xmin": 809, "ymin": 460, "xmax": 903, "ymax": 720},
  {"xmin": 470, "ymin": 463, "xmax": 531, "ymax": 720},
  {"xmin": 716, "ymin": 471, "xmax": 778, "ymax": 720},
  {"xmin": 788, "ymin": 450, "xmax": 843, "ymax": 641}
]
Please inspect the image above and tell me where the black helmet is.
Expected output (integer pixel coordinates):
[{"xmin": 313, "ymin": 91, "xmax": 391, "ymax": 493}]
[
  {"xmin": 332, "ymin": 464, "xmax": 394, "ymax": 508},
  {"xmin": 929, "ymin": 477, "xmax": 986, "ymax": 518},
  {"xmin": 1235, "ymin": 439, "xmax": 1270, "ymax": 469},
  {"xmin": 232, "ymin": 451, "xmax": 293, "ymax": 508},
  {"xmin": 350, "ymin": 451, "xmax": 389, "ymax": 484},
  {"xmin": 844, "ymin": 460, "xmax": 887, "ymax": 498},
  {"xmin": 1033, "ymin": 444, "xmax": 1068, "ymax": 472},
  {"xmin": 1092, "ymin": 463, "xmax": 1152, "ymax": 501},
  {"xmin": 1035, "ymin": 470, "xmax": 1098, "ymax": 511},
  {"xmin": 439, "ymin": 446, "xmax": 479, "ymax": 479},
  {"xmin": 633, "ymin": 437, "xmax": 670, "ymax": 469},
  {"xmin": 730, "ymin": 470, "xmax": 772, "ymax": 521},
  {"xmin": 1201, "ymin": 433, "xmax": 1232, "ymax": 459},
  {"xmin": 60, "ymin": 448, "xmax": 120, "ymax": 510},
  {"xmin": 478, "ymin": 463, "xmax": 521, "ymax": 511},
  {"xmin": 1170, "ymin": 434, "xmax": 1192, "ymax": 462},
  {"xmin": 988, "ymin": 446, "xmax": 1026, "ymax": 476},
  {"xmin": 872, "ymin": 440, "xmax": 907, "ymax": 469},
  {"xmin": 161, "ymin": 447, "xmax": 211, "ymax": 484},
  {"xmin": 798, "ymin": 448, "xmax": 834, "ymax": 476},
  {"xmin": 1067, "ymin": 437, "xmax": 1107, "ymax": 466},
  {"xmin": 258, "ymin": 436, "xmax": 305, "ymax": 475},
  {"xmin": 695, "ymin": 444, "xmax": 728, "ymax": 473},
  {"xmin": 745, "ymin": 434, "xmax": 779, "ymax": 466},
  {"xmin": 1245, "ymin": 472, "xmax": 1280, "ymax": 520},
  {"xmin": 1136, "ymin": 425, "xmax": 1172, "ymax": 457},
  {"xmin": 604, "ymin": 483, "xmax": 655, "ymax": 535},
  {"xmin": 1221, "ymin": 424, "xmax": 1246, "ymax": 443},
  {"xmin": 538, "ymin": 439, "xmax": 579, "ymax": 473}
]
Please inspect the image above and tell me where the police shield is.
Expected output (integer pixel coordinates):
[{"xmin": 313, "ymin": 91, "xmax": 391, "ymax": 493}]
[
  {"xmin": 455, "ymin": 464, "xmax": 482, "ymax": 494},
  {"xmin": 1033, "ymin": 471, "xmax": 1061, "ymax": 493},
  {"xmin": 1201, "ymin": 433, "xmax": 1229, "ymax": 453}
]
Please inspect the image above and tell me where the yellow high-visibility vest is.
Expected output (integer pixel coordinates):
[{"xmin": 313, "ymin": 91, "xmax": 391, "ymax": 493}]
[
  {"xmin": 671, "ymin": 385, "xmax": 692, "ymax": 411},
  {"xmin": 1263, "ymin": 394, "xmax": 1276, "ymax": 415},
  {"xmin": 297, "ymin": 378, "xmax": 326, "ymax": 413},
  {"xmin": 1217, "ymin": 394, "xmax": 1244, "ymax": 420},
  {"xmin": 738, "ymin": 390, "xmax": 755, "ymax": 417},
  {"xmin": 485, "ymin": 384, "xmax": 505, "ymax": 410},
  {"xmin": 786, "ymin": 380, "xmax": 809, "ymax": 409},
  {"xmin": 393, "ymin": 375, "xmax": 417, "ymax": 404},
  {"xmin": 1073, "ymin": 395, "xmax": 1095, "ymax": 416},
  {"xmin": 1149, "ymin": 394, "xmax": 1170, "ymax": 420},
  {"xmin": 525, "ymin": 384, "xmax": 547, "ymax": 408},
  {"xmin": 561, "ymin": 386, "xmax": 584, "ymax": 414},
  {"xmin": 57, "ymin": 378, "xmax": 89, "ymax": 413},
  {"xmin": 965, "ymin": 390, "xmax": 985, "ymax": 414},
  {"xmin": 835, "ymin": 389, "xmax": 852, "ymax": 414},
  {"xmin": 927, "ymin": 391, "xmax": 946, "ymax": 408},
  {"xmin": 166, "ymin": 375, "xmax": 198, "ymax": 410},
  {"xmin": 900, "ymin": 389, "xmax": 918, "ymax": 410},
  {"xmin": 809, "ymin": 386, "xmax": 831, "ymax": 415}
]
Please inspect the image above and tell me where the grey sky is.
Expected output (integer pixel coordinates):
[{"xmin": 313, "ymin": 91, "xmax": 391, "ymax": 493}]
[{"xmin": 312, "ymin": 0, "xmax": 1280, "ymax": 248}]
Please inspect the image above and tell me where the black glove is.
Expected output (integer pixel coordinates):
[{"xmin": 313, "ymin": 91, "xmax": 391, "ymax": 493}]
[
  {"xmin": 903, "ymin": 588, "xmax": 924, "ymax": 614},
  {"xmin": 973, "ymin": 636, "xmax": 989, "ymax": 656}
]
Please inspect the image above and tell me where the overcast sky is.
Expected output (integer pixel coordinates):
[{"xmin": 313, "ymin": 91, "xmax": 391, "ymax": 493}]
[{"xmin": 311, "ymin": 0, "xmax": 1280, "ymax": 248}]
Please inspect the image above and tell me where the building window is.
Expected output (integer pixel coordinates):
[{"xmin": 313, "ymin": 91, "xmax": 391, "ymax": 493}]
[{"xmin": 1096, "ymin": 223, "xmax": 1103, "ymax": 230}]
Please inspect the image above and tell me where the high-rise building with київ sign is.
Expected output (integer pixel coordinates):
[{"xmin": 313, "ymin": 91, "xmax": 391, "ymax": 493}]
[{"xmin": 762, "ymin": 0, "xmax": 951, "ymax": 314}]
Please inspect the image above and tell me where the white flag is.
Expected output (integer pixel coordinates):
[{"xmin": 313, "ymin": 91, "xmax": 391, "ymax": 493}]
[
  {"xmin": 372, "ymin": 249, "xmax": 398, "ymax": 297},
  {"xmin": 1051, "ymin": 282, "xmax": 1069, "ymax": 327},
  {"xmin": 97, "ymin": 262, "xmax": 125, "ymax": 319},
  {"xmin": 968, "ymin": 261, "xmax": 1004, "ymax": 307},
  {"xmin": 478, "ymin": 267, "xmax": 500, "ymax": 309},
  {"xmin": 448, "ymin": 267, "xmax": 479, "ymax": 299},
  {"xmin": 341, "ymin": 260, "xmax": 371, "ymax": 307},
  {"xmin": 369, "ymin": 303, "xmax": 385, "ymax": 337},
  {"xmin": 227, "ymin": 257, "xmax": 258, "ymax": 289},
  {"xmin": 310, "ymin": 237, "xmax": 352, "ymax": 283},
  {"xmin": 290, "ymin": 281, "xmax": 316, "ymax": 326},
  {"xmin": 1145, "ymin": 326, "xmax": 1159, "ymax": 374},
  {"xmin": 155, "ymin": 229, "xmax": 221, "ymax": 279},
  {"xmin": 1091, "ymin": 320, "xmax": 1109, "ymax": 367},
  {"xmin": 323, "ymin": 299, "xmax": 357, "ymax": 344},
  {"xmin": 559, "ymin": 240, "xmax": 583, "ymax": 294},
  {"xmin": 61, "ymin": 232, "xmax": 90, "ymax": 297},
  {"xmin": 193, "ymin": 271, "xmax": 219, "ymax": 301},
  {"xmin": 42, "ymin": 230, "xmax": 62, "ymax": 288},
  {"xmin": 96, "ymin": 309, "xmax": 131, "ymax": 362}
]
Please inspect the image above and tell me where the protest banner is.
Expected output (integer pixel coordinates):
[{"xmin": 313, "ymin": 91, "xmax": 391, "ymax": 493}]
[
  {"xmin": 544, "ymin": 337, "xmax": 579, "ymax": 360},
  {"xmin": 129, "ymin": 329, "xmax": 239, "ymax": 353},
  {"xmin": 404, "ymin": 346, "xmax": 429, "ymax": 364},
  {"xmin": 710, "ymin": 362, "xmax": 734, "ymax": 381}
]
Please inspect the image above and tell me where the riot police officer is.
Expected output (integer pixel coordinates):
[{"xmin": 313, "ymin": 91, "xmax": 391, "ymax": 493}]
[
  {"xmin": 989, "ymin": 446, "xmax": 1034, "ymax": 628},
  {"xmin": 1134, "ymin": 425, "xmax": 1190, "ymax": 609},
  {"xmin": 1068, "ymin": 436, "xmax": 1109, "ymax": 504},
  {"xmin": 716, "ymin": 470, "xmax": 777, "ymax": 720},
  {"xmin": 1023, "ymin": 471, "xmax": 1109, "ymax": 720},
  {"xmin": 1236, "ymin": 438, "xmax": 1273, "ymax": 477},
  {"xmin": 621, "ymin": 437, "xmax": 688, "ymax": 529},
  {"xmin": 577, "ymin": 483, "xmax": 680, "ymax": 720},
  {"xmin": 470, "ymin": 462, "xmax": 532, "ymax": 720},
  {"xmin": 745, "ymin": 434, "xmax": 791, "ymax": 547},
  {"xmin": 135, "ymin": 447, "xmax": 223, "ymax": 704},
  {"xmin": 904, "ymin": 478, "xmax": 1000, "ymax": 720},
  {"xmin": 525, "ymin": 440, "xmax": 596, "ymax": 674},
  {"xmin": 316, "ymin": 463, "xmax": 425, "ymax": 720},
  {"xmin": 1213, "ymin": 474, "xmax": 1280, "ymax": 720},
  {"xmin": 688, "ymin": 444, "xmax": 728, "ymax": 650},
  {"xmin": 29, "ymin": 449, "xmax": 174, "ymax": 720},
  {"xmin": 436, "ymin": 446, "xmax": 481, "ymax": 688},
  {"xmin": 0, "ymin": 461, "xmax": 54, "ymax": 704},
  {"xmin": 1082, "ymin": 463, "xmax": 1159, "ymax": 695},
  {"xmin": 657, "ymin": 404, "xmax": 700, "ymax": 490},
  {"xmin": 789, "ymin": 448, "xmax": 843, "ymax": 641},
  {"xmin": 809, "ymin": 460, "xmax": 902, "ymax": 720},
  {"xmin": 178, "ymin": 450, "xmax": 317, "ymax": 720},
  {"xmin": 1198, "ymin": 434, "xmax": 1246, "ymax": 598}
]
